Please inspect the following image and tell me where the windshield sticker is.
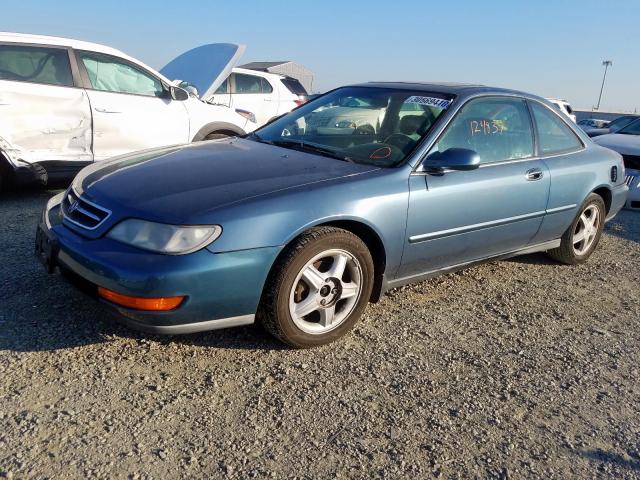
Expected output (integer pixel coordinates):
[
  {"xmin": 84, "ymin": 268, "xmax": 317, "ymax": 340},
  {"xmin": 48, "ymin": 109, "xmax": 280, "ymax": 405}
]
[
  {"xmin": 405, "ymin": 96, "xmax": 451, "ymax": 109},
  {"xmin": 469, "ymin": 119, "xmax": 506, "ymax": 136}
]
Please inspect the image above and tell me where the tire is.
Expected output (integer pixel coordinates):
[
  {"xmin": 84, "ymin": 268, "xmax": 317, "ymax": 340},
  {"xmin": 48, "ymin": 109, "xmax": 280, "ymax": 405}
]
[
  {"xmin": 203, "ymin": 132, "xmax": 231, "ymax": 141},
  {"xmin": 0, "ymin": 154, "xmax": 9, "ymax": 193},
  {"xmin": 258, "ymin": 227, "xmax": 374, "ymax": 348},
  {"xmin": 547, "ymin": 193, "xmax": 606, "ymax": 265}
]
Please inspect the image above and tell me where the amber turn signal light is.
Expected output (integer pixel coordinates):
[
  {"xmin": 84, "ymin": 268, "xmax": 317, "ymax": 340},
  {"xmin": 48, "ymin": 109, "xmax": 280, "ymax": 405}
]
[{"xmin": 98, "ymin": 287, "xmax": 184, "ymax": 311}]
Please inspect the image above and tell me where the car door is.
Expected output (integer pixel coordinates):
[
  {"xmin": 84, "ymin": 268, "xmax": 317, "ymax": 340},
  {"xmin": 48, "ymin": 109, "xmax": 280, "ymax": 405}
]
[
  {"xmin": 399, "ymin": 96, "xmax": 550, "ymax": 278},
  {"xmin": 230, "ymin": 73, "xmax": 274, "ymax": 125},
  {"xmin": 76, "ymin": 50, "xmax": 189, "ymax": 160},
  {"xmin": 0, "ymin": 43, "xmax": 92, "ymax": 169}
]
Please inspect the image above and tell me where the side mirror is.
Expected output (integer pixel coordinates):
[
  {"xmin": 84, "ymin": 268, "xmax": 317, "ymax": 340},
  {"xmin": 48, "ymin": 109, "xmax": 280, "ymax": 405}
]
[
  {"xmin": 422, "ymin": 148, "xmax": 480, "ymax": 173},
  {"xmin": 170, "ymin": 86, "xmax": 189, "ymax": 101}
]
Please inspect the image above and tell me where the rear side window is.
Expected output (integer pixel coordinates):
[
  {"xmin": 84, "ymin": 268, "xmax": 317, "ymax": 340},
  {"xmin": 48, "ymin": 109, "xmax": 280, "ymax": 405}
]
[
  {"xmin": 233, "ymin": 73, "xmax": 263, "ymax": 94},
  {"xmin": 79, "ymin": 51, "xmax": 164, "ymax": 97},
  {"xmin": 434, "ymin": 97, "xmax": 534, "ymax": 164},
  {"xmin": 0, "ymin": 44, "xmax": 73, "ymax": 87},
  {"xmin": 260, "ymin": 77, "xmax": 273, "ymax": 93},
  {"xmin": 281, "ymin": 77, "xmax": 308, "ymax": 95},
  {"xmin": 530, "ymin": 102, "xmax": 582, "ymax": 155}
]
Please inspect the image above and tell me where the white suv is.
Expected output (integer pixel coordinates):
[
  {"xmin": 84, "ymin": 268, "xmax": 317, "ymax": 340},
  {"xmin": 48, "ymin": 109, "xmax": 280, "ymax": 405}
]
[
  {"xmin": 0, "ymin": 33, "xmax": 255, "ymax": 189},
  {"xmin": 206, "ymin": 68, "xmax": 308, "ymax": 126},
  {"xmin": 546, "ymin": 98, "xmax": 577, "ymax": 123}
]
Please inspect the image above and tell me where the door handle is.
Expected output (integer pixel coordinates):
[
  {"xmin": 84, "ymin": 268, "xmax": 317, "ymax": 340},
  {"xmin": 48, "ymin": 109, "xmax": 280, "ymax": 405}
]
[
  {"xmin": 525, "ymin": 168, "xmax": 544, "ymax": 181},
  {"xmin": 94, "ymin": 107, "xmax": 121, "ymax": 113},
  {"xmin": 263, "ymin": 98, "xmax": 272, "ymax": 102}
]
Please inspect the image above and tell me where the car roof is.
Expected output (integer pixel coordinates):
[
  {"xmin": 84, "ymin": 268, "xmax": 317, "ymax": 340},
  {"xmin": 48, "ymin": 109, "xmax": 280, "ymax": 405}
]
[
  {"xmin": 0, "ymin": 31, "xmax": 170, "ymax": 84},
  {"xmin": 232, "ymin": 67, "xmax": 284, "ymax": 79},
  {"xmin": 0, "ymin": 31, "xmax": 128, "ymax": 58},
  {"xmin": 350, "ymin": 81, "xmax": 543, "ymax": 100}
]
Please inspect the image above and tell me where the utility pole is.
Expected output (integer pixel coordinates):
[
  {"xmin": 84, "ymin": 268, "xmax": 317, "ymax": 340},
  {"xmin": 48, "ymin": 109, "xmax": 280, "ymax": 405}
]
[{"xmin": 595, "ymin": 60, "xmax": 612, "ymax": 110}]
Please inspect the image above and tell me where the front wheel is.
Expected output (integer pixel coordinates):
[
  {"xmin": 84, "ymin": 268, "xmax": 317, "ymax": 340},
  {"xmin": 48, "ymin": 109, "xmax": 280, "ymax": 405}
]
[
  {"xmin": 547, "ymin": 193, "xmax": 606, "ymax": 264},
  {"xmin": 259, "ymin": 227, "xmax": 374, "ymax": 348},
  {"xmin": 203, "ymin": 132, "xmax": 231, "ymax": 141}
]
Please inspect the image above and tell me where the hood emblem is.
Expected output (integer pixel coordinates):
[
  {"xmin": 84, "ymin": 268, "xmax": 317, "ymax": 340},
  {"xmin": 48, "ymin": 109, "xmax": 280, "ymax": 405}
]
[{"xmin": 68, "ymin": 200, "xmax": 79, "ymax": 214}]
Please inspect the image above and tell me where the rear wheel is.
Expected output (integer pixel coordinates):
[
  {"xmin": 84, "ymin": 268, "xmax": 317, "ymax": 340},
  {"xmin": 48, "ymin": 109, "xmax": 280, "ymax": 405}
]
[
  {"xmin": 547, "ymin": 193, "xmax": 606, "ymax": 264},
  {"xmin": 259, "ymin": 227, "xmax": 374, "ymax": 348}
]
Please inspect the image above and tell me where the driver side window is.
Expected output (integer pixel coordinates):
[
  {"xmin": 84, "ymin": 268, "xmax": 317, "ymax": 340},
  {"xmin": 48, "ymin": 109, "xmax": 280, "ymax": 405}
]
[
  {"xmin": 433, "ymin": 97, "xmax": 534, "ymax": 164},
  {"xmin": 79, "ymin": 51, "xmax": 164, "ymax": 97}
]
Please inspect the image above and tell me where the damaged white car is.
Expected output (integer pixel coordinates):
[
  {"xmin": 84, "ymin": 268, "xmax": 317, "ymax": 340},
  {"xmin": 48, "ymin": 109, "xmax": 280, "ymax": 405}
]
[{"xmin": 0, "ymin": 32, "xmax": 256, "ymax": 189}]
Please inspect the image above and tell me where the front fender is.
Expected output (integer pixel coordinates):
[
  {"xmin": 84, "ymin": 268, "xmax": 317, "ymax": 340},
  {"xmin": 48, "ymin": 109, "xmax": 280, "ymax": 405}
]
[{"xmin": 205, "ymin": 168, "xmax": 410, "ymax": 278}]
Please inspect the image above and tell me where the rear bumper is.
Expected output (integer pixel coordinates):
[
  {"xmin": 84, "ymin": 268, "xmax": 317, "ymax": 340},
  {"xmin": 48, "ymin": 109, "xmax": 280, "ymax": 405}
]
[
  {"xmin": 42, "ymin": 201, "xmax": 281, "ymax": 334},
  {"xmin": 623, "ymin": 170, "xmax": 639, "ymax": 210},
  {"xmin": 606, "ymin": 183, "xmax": 630, "ymax": 220}
]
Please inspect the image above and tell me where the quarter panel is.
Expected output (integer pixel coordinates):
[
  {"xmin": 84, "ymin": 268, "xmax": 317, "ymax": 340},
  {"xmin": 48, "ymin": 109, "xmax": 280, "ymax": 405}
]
[{"xmin": 532, "ymin": 145, "xmax": 623, "ymax": 242}]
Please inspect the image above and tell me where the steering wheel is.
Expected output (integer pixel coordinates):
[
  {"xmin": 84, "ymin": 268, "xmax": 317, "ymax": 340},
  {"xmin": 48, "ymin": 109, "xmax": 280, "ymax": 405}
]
[{"xmin": 384, "ymin": 133, "xmax": 415, "ymax": 153}]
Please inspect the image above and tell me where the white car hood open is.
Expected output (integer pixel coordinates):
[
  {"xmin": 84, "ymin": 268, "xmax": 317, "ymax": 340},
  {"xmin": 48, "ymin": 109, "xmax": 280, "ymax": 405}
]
[
  {"xmin": 160, "ymin": 43, "xmax": 245, "ymax": 100},
  {"xmin": 593, "ymin": 133, "xmax": 640, "ymax": 156}
]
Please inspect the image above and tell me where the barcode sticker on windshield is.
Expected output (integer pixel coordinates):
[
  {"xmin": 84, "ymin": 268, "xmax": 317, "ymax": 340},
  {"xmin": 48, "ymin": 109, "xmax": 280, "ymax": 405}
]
[{"xmin": 405, "ymin": 96, "xmax": 451, "ymax": 109}]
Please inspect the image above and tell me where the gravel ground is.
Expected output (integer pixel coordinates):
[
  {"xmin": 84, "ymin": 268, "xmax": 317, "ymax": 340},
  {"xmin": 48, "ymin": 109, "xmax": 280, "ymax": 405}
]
[{"xmin": 1, "ymin": 188, "xmax": 639, "ymax": 479}]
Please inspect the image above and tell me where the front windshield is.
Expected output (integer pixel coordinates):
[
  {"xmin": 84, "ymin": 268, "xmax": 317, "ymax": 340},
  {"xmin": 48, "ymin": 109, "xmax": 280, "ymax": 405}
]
[
  {"xmin": 618, "ymin": 118, "xmax": 640, "ymax": 135},
  {"xmin": 250, "ymin": 86, "xmax": 453, "ymax": 167},
  {"xmin": 610, "ymin": 116, "xmax": 638, "ymax": 131}
]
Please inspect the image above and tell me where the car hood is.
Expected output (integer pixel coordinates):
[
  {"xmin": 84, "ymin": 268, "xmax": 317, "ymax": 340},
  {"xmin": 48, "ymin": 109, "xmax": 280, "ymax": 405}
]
[
  {"xmin": 593, "ymin": 133, "xmax": 640, "ymax": 155},
  {"xmin": 73, "ymin": 139, "xmax": 378, "ymax": 226},
  {"xmin": 585, "ymin": 127, "xmax": 610, "ymax": 136},
  {"xmin": 159, "ymin": 43, "xmax": 245, "ymax": 100}
]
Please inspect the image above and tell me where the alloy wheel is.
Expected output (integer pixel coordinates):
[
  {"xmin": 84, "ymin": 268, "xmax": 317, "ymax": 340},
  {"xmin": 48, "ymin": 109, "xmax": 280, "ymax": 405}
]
[
  {"xmin": 572, "ymin": 204, "xmax": 600, "ymax": 255},
  {"xmin": 288, "ymin": 249, "xmax": 363, "ymax": 334}
]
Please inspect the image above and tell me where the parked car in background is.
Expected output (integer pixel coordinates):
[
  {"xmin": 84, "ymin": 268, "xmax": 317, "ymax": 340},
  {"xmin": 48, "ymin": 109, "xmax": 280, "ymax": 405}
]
[
  {"xmin": 37, "ymin": 83, "xmax": 627, "ymax": 347},
  {"xmin": 547, "ymin": 98, "xmax": 577, "ymax": 122},
  {"xmin": 207, "ymin": 68, "xmax": 308, "ymax": 126},
  {"xmin": 578, "ymin": 118, "xmax": 610, "ymax": 129},
  {"xmin": 582, "ymin": 114, "xmax": 640, "ymax": 137},
  {"xmin": 0, "ymin": 33, "xmax": 255, "ymax": 191},
  {"xmin": 593, "ymin": 118, "xmax": 640, "ymax": 210},
  {"xmin": 164, "ymin": 46, "xmax": 308, "ymax": 127}
]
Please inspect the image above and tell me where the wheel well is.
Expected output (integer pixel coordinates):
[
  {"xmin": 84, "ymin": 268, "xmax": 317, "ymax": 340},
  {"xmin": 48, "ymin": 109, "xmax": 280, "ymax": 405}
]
[
  {"xmin": 317, "ymin": 220, "xmax": 387, "ymax": 303},
  {"xmin": 593, "ymin": 187, "xmax": 612, "ymax": 213}
]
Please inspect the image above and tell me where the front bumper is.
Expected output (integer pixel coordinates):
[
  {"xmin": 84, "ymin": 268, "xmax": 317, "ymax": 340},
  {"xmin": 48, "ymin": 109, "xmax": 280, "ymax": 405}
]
[{"xmin": 40, "ymin": 199, "xmax": 282, "ymax": 334}]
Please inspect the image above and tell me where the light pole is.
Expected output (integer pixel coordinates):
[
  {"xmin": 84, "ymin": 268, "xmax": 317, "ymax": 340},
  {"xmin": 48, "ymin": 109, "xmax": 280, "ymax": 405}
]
[{"xmin": 595, "ymin": 60, "xmax": 612, "ymax": 110}]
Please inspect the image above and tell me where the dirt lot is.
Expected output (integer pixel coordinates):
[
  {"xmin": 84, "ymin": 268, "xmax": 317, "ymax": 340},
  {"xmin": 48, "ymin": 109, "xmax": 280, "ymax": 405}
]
[{"xmin": 1, "ymin": 189, "xmax": 639, "ymax": 479}]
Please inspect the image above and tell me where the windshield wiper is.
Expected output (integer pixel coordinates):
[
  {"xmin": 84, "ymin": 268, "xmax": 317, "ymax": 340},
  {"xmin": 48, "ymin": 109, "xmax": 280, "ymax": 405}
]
[{"xmin": 267, "ymin": 139, "xmax": 354, "ymax": 162}]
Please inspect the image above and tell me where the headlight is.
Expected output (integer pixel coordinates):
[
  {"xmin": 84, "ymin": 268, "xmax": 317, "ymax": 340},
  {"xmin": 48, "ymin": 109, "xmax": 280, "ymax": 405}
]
[{"xmin": 107, "ymin": 219, "xmax": 221, "ymax": 254}]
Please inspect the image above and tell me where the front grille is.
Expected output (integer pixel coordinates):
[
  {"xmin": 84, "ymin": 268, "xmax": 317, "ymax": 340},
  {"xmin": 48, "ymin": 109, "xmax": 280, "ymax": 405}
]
[
  {"xmin": 621, "ymin": 154, "xmax": 640, "ymax": 171},
  {"xmin": 625, "ymin": 175, "xmax": 636, "ymax": 186},
  {"xmin": 62, "ymin": 189, "xmax": 111, "ymax": 230}
]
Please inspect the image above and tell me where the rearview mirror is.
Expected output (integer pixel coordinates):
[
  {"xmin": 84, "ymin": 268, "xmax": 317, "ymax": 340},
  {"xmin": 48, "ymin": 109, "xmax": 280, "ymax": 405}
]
[
  {"xmin": 422, "ymin": 148, "xmax": 480, "ymax": 173},
  {"xmin": 170, "ymin": 86, "xmax": 189, "ymax": 101}
]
